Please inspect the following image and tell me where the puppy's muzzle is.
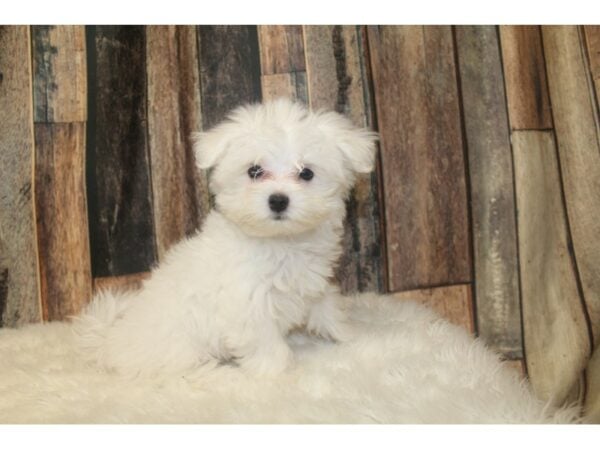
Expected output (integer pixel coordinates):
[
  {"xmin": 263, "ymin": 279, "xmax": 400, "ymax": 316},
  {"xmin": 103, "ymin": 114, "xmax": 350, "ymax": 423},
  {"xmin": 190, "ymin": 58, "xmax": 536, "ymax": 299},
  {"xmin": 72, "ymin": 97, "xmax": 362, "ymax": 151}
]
[{"xmin": 268, "ymin": 193, "xmax": 289, "ymax": 214}]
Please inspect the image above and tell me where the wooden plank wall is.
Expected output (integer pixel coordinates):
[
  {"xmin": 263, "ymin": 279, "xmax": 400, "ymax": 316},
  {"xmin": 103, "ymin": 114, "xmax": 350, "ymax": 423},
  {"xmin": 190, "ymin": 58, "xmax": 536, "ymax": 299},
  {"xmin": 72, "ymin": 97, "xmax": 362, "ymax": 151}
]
[{"xmin": 1, "ymin": 25, "xmax": 600, "ymax": 419}]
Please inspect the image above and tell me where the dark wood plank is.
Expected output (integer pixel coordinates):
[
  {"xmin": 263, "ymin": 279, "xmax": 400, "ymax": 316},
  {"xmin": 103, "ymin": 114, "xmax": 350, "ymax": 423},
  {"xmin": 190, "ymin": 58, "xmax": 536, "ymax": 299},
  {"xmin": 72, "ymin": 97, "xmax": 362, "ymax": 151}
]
[
  {"xmin": 31, "ymin": 25, "xmax": 86, "ymax": 123},
  {"xmin": 0, "ymin": 26, "xmax": 42, "ymax": 327},
  {"xmin": 392, "ymin": 285, "xmax": 474, "ymax": 334},
  {"xmin": 368, "ymin": 25, "xmax": 471, "ymax": 292},
  {"xmin": 146, "ymin": 26, "xmax": 210, "ymax": 260},
  {"xmin": 455, "ymin": 26, "xmax": 522, "ymax": 358},
  {"xmin": 86, "ymin": 25, "xmax": 157, "ymax": 278},
  {"xmin": 584, "ymin": 26, "xmax": 600, "ymax": 79},
  {"xmin": 512, "ymin": 130, "xmax": 590, "ymax": 406},
  {"xmin": 304, "ymin": 25, "xmax": 385, "ymax": 293},
  {"xmin": 197, "ymin": 26, "xmax": 262, "ymax": 129},
  {"xmin": 258, "ymin": 25, "xmax": 308, "ymax": 102},
  {"xmin": 0, "ymin": 26, "xmax": 42, "ymax": 326},
  {"xmin": 34, "ymin": 123, "xmax": 92, "ymax": 320},
  {"xmin": 499, "ymin": 26, "xmax": 552, "ymax": 130},
  {"xmin": 585, "ymin": 345, "xmax": 600, "ymax": 423},
  {"xmin": 542, "ymin": 26, "xmax": 600, "ymax": 344}
]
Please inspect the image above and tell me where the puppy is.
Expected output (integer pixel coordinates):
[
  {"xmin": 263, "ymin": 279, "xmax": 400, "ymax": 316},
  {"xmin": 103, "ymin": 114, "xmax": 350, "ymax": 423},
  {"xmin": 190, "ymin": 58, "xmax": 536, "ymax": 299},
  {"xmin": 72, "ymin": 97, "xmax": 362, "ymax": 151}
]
[{"xmin": 74, "ymin": 99, "xmax": 378, "ymax": 376}]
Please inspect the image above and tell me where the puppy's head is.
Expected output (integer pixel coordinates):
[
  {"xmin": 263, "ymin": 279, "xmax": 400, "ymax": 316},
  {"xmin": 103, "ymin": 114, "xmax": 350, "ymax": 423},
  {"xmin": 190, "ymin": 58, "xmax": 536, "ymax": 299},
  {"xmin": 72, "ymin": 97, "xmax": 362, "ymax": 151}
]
[{"xmin": 193, "ymin": 99, "xmax": 378, "ymax": 238}]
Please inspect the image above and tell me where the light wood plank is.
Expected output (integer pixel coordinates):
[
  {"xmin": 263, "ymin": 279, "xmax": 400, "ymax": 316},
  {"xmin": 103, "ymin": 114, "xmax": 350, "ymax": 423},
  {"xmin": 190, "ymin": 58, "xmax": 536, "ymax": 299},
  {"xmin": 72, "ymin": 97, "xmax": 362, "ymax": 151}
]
[
  {"xmin": 258, "ymin": 26, "xmax": 308, "ymax": 102},
  {"xmin": 512, "ymin": 130, "xmax": 590, "ymax": 406},
  {"xmin": 31, "ymin": 25, "xmax": 86, "ymax": 123},
  {"xmin": 34, "ymin": 123, "xmax": 91, "ymax": 320},
  {"xmin": 304, "ymin": 25, "xmax": 385, "ymax": 294},
  {"xmin": 542, "ymin": 26, "xmax": 600, "ymax": 343},
  {"xmin": 392, "ymin": 284, "xmax": 474, "ymax": 333},
  {"xmin": 583, "ymin": 26, "xmax": 600, "ymax": 79},
  {"xmin": 0, "ymin": 26, "xmax": 42, "ymax": 326},
  {"xmin": 86, "ymin": 25, "xmax": 157, "ymax": 278},
  {"xmin": 93, "ymin": 272, "xmax": 150, "ymax": 294},
  {"xmin": 368, "ymin": 25, "xmax": 471, "ymax": 292},
  {"xmin": 146, "ymin": 26, "xmax": 210, "ymax": 260},
  {"xmin": 455, "ymin": 26, "xmax": 522, "ymax": 358},
  {"xmin": 499, "ymin": 26, "xmax": 552, "ymax": 130},
  {"xmin": 584, "ymin": 345, "xmax": 600, "ymax": 423}
]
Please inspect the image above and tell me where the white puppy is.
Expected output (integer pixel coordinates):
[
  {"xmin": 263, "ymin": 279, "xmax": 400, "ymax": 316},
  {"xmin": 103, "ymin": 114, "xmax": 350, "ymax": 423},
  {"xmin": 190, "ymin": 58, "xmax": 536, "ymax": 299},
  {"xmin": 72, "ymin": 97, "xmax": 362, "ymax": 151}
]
[{"xmin": 74, "ymin": 98, "xmax": 378, "ymax": 376}]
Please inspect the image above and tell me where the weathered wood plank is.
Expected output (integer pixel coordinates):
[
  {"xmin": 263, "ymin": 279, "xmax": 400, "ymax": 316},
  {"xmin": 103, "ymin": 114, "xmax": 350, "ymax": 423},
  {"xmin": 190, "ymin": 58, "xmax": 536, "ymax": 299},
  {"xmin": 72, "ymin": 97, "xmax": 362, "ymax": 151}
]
[
  {"xmin": 31, "ymin": 25, "xmax": 86, "ymax": 123},
  {"xmin": 93, "ymin": 272, "xmax": 150, "ymax": 294},
  {"xmin": 258, "ymin": 25, "xmax": 305, "ymax": 75},
  {"xmin": 584, "ymin": 26, "xmax": 600, "ymax": 79},
  {"xmin": 197, "ymin": 26, "xmax": 262, "ymax": 129},
  {"xmin": 304, "ymin": 25, "xmax": 385, "ymax": 294},
  {"xmin": 512, "ymin": 130, "xmax": 590, "ymax": 406},
  {"xmin": 584, "ymin": 345, "xmax": 600, "ymax": 423},
  {"xmin": 542, "ymin": 26, "xmax": 600, "ymax": 343},
  {"xmin": 146, "ymin": 26, "xmax": 210, "ymax": 260},
  {"xmin": 392, "ymin": 284, "xmax": 474, "ymax": 333},
  {"xmin": 258, "ymin": 25, "xmax": 308, "ymax": 102},
  {"xmin": 455, "ymin": 26, "xmax": 522, "ymax": 358},
  {"xmin": 86, "ymin": 26, "xmax": 157, "ymax": 278},
  {"xmin": 34, "ymin": 123, "xmax": 91, "ymax": 320},
  {"xmin": 499, "ymin": 26, "xmax": 552, "ymax": 130},
  {"xmin": 368, "ymin": 25, "xmax": 471, "ymax": 292},
  {"xmin": 0, "ymin": 26, "xmax": 42, "ymax": 327}
]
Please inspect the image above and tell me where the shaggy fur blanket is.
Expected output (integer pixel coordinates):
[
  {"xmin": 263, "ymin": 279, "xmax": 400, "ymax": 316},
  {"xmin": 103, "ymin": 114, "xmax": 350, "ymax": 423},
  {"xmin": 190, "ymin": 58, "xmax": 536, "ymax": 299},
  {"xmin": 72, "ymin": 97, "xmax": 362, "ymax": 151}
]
[{"xmin": 0, "ymin": 294, "xmax": 578, "ymax": 424}]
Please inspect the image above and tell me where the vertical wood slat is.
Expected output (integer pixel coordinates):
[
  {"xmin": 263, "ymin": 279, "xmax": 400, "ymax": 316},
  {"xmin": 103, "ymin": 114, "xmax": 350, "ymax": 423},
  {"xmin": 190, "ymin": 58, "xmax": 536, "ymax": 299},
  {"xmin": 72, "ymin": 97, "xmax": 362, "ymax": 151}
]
[
  {"xmin": 542, "ymin": 26, "xmax": 600, "ymax": 343},
  {"xmin": 197, "ymin": 26, "xmax": 262, "ymax": 129},
  {"xmin": 392, "ymin": 284, "xmax": 474, "ymax": 333},
  {"xmin": 34, "ymin": 124, "xmax": 91, "ymax": 320},
  {"xmin": 86, "ymin": 26, "xmax": 157, "ymax": 279},
  {"xmin": 258, "ymin": 26, "xmax": 308, "ymax": 102},
  {"xmin": 367, "ymin": 25, "xmax": 472, "ymax": 292},
  {"xmin": 32, "ymin": 26, "xmax": 87, "ymax": 123},
  {"xmin": 0, "ymin": 26, "xmax": 42, "ymax": 326},
  {"xmin": 31, "ymin": 25, "xmax": 92, "ymax": 321},
  {"xmin": 583, "ymin": 26, "xmax": 600, "ymax": 95},
  {"xmin": 455, "ymin": 26, "xmax": 522, "ymax": 358},
  {"xmin": 512, "ymin": 130, "xmax": 590, "ymax": 405},
  {"xmin": 499, "ymin": 26, "xmax": 552, "ymax": 130},
  {"xmin": 303, "ymin": 25, "xmax": 385, "ymax": 293},
  {"xmin": 146, "ymin": 26, "xmax": 210, "ymax": 260}
]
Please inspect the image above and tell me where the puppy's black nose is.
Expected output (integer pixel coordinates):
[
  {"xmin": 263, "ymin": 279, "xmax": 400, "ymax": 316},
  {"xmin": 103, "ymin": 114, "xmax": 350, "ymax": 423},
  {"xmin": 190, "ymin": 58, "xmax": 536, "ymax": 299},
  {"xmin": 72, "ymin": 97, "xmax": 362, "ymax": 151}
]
[{"xmin": 268, "ymin": 193, "xmax": 289, "ymax": 213}]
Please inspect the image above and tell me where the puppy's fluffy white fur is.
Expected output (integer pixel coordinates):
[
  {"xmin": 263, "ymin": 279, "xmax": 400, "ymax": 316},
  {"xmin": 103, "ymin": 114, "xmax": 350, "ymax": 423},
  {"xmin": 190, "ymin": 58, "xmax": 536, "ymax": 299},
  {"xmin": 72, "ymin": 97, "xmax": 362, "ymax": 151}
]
[{"xmin": 74, "ymin": 99, "xmax": 378, "ymax": 376}]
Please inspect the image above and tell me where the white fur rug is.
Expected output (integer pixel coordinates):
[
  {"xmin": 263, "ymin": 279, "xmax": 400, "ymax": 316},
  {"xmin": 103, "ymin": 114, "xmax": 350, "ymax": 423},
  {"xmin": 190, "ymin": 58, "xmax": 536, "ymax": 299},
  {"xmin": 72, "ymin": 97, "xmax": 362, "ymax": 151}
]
[{"xmin": 0, "ymin": 294, "xmax": 578, "ymax": 424}]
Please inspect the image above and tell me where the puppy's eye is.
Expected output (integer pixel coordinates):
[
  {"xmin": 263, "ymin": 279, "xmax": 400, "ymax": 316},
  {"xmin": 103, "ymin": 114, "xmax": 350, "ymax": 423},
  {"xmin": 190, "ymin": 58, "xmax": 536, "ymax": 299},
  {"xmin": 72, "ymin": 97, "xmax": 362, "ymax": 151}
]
[
  {"xmin": 248, "ymin": 165, "xmax": 264, "ymax": 179},
  {"xmin": 298, "ymin": 167, "xmax": 314, "ymax": 181}
]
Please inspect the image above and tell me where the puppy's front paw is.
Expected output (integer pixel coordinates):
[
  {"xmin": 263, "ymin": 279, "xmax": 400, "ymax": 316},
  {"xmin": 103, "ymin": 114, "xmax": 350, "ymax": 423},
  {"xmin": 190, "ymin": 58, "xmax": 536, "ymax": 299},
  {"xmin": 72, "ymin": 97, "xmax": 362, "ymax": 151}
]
[{"xmin": 307, "ymin": 297, "xmax": 355, "ymax": 343}]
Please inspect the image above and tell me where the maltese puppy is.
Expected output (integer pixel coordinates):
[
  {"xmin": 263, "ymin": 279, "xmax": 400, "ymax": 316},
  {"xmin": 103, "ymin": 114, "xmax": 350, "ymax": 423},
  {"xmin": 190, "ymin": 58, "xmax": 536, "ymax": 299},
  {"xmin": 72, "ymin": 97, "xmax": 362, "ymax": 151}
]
[{"xmin": 74, "ymin": 98, "xmax": 378, "ymax": 376}]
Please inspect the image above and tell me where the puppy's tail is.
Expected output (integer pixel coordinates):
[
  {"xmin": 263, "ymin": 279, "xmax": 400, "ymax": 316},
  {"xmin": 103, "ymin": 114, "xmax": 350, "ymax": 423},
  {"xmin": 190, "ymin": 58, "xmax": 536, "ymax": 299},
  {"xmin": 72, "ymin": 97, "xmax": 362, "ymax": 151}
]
[{"xmin": 70, "ymin": 289, "xmax": 135, "ymax": 359}]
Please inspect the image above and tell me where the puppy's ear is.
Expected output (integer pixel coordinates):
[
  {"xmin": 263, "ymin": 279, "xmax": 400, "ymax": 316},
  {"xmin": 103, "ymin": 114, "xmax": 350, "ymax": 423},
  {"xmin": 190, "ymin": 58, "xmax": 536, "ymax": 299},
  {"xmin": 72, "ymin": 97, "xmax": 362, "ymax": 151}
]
[
  {"xmin": 192, "ymin": 124, "xmax": 234, "ymax": 169},
  {"xmin": 318, "ymin": 112, "xmax": 379, "ymax": 173}
]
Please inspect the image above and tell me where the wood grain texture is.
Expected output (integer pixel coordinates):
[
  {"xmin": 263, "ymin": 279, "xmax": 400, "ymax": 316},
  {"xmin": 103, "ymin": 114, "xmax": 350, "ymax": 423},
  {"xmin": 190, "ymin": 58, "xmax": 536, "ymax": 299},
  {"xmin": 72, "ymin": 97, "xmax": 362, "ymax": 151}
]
[
  {"xmin": 93, "ymin": 271, "xmax": 150, "ymax": 294},
  {"xmin": 584, "ymin": 345, "xmax": 600, "ymax": 423},
  {"xmin": 542, "ymin": 26, "xmax": 600, "ymax": 343},
  {"xmin": 147, "ymin": 26, "xmax": 210, "ymax": 260},
  {"xmin": 197, "ymin": 26, "xmax": 262, "ymax": 129},
  {"xmin": 304, "ymin": 25, "xmax": 385, "ymax": 294},
  {"xmin": 34, "ymin": 123, "xmax": 92, "ymax": 320},
  {"xmin": 368, "ymin": 25, "xmax": 471, "ymax": 292},
  {"xmin": 512, "ymin": 130, "xmax": 590, "ymax": 405},
  {"xmin": 31, "ymin": 25, "xmax": 86, "ymax": 123},
  {"xmin": 258, "ymin": 25, "xmax": 305, "ymax": 75},
  {"xmin": 86, "ymin": 26, "xmax": 157, "ymax": 278},
  {"xmin": 0, "ymin": 26, "xmax": 42, "ymax": 327},
  {"xmin": 392, "ymin": 285, "xmax": 474, "ymax": 333},
  {"xmin": 258, "ymin": 26, "xmax": 308, "ymax": 102},
  {"xmin": 455, "ymin": 26, "xmax": 522, "ymax": 358},
  {"xmin": 499, "ymin": 26, "xmax": 552, "ymax": 130},
  {"xmin": 584, "ymin": 26, "xmax": 600, "ymax": 79}
]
